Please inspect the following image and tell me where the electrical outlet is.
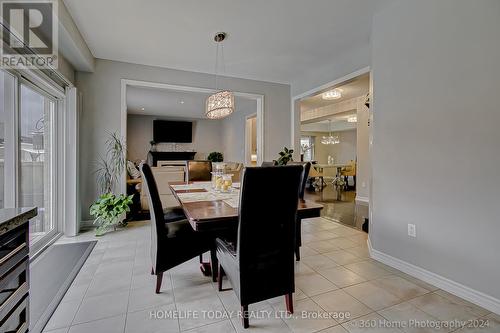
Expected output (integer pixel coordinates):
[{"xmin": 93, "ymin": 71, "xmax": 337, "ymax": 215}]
[{"xmin": 408, "ymin": 224, "xmax": 416, "ymax": 237}]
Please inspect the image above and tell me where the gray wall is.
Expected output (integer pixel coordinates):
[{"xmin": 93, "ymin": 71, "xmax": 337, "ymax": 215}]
[
  {"xmin": 291, "ymin": 44, "xmax": 370, "ymax": 97},
  {"xmin": 371, "ymin": 0, "xmax": 500, "ymax": 300},
  {"xmin": 76, "ymin": 59, "xmax": 290, "ymax": 221},
  {"xmin": 221, "ymin": 100, "xmax": 257, "ymax": 163},
  {"xmin": 126, "ymin": 115, "xmax": 223, "ymax": 162}
]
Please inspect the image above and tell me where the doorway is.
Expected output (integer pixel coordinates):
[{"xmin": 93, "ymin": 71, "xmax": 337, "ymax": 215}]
[
  {"xmin": 245, "ymin": 114, "xmax": 257, "ymax": 166},
  {"xmin": 292, "ymin": 70, "xmax": 371, "ymax": 230}
]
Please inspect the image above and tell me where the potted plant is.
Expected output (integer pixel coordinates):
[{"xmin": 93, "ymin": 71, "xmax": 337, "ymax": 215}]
[
  {"xmin": 90, "ymin": 193, "xmax": 133, "ymax": 236},
  {"xmin": 274, "ymin": 147, "xmax": 294, "ymax": 165},
  {"xmin": 207, "ymin": 151, "xmax": 223, "ymax": 162},
  {"xmin": 90, "ymin": 132, "xmax": 133, "ymax": 236}
]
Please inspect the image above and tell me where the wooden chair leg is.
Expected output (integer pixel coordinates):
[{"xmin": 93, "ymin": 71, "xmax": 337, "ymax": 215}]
[
  {"xmin": 210, "ymin": 249, "xmax": 218, "ymax": 283},
  {"xmin": 295, "ymin": 217, "xmax": 302, "ymax": 261},
  {"xmin": 241, "ymin": 305, "xmax": 249, "ymax": 328},
  {"xmin": 285, "ymin": 293, "xmax": 293, "ymax": 314},
  {"xmin": 217, "ymin": 264, "xmax": 225, "ymax": 291},
  {"xmin": 155, "ymin": 272, "xmax": 163, "ymax": 294}
]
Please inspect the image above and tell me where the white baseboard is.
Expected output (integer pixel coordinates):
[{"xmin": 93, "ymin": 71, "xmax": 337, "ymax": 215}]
[
  {"xmin": 355, "ymin": 196, "xmax": 369, "ymax": 205},
  {"xmin": 367, "ymin": 238, "xmax": 500, "ymax": 315}
]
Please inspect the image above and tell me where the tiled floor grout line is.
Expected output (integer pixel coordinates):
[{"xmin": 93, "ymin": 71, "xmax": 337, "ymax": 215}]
[
  {"xmin": 46, "ymin": 218, "xmax": 495, "ymax": 333},
  {"xmin": 121, "ymin": 239, "xmax": 139, "ymax": 333},
  {"xmin": 63, "ymin": 240, "xmax": 109, "ymax": 331},
  {"xmin": 65, "ymin": 240, "xmax": 139, "ymax": 330},
  {"xmin": 209, "ymin": 277, "xmax": 240, "ymax": 332},
  {"xmin": 299, "ymin": 249, "xmax": 463, "ymax": 333},
  {"xmin": 169, "ymin": 271, "xmax": 182, "ymax": 332}
]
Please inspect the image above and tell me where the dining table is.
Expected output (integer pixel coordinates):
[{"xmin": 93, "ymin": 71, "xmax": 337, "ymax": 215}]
[
  {"xmin": 314, "ymin": 163, "xmax": 349, "ymax": 200},
  {"xmin": 168, "ymin": 181, "xmax": 323, "ymax": 280}
]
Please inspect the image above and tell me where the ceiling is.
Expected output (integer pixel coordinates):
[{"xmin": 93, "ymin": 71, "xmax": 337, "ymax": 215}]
[
  {"xmin": 126, "ymin": 86, "xmax": 256, "ymax": 119},
  {"xmin": 300, "ymin": 73, "xmax": 370, "ymax": 112},
  {"xmin": 301, "ymin": 111, "xmax": 357, "ymax": 133},
  {"xmin": 63, "ymin": 0, "xmax": 391, "ymax": 83}
]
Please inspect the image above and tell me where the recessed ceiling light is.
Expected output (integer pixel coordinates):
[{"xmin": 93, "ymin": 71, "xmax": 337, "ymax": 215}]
[
  {"xmin": 347, "ymin": 116, "xmax": 357, "ymax": 123},
  {"xmin": 140, "ymin": 107, "xmax": 145, "ymax": 111},
  {"xmin": 180, "ymin": 100, "xmax": 185, "ymax": 104},
  {"xmin": 322, "ymin": 89, "xmax": 342, "ymax": 100}
]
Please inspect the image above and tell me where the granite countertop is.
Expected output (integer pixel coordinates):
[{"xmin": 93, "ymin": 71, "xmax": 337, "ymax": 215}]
[{"xmin": 0, "ymin": 207, "xmax": 37, "ymax": 236}]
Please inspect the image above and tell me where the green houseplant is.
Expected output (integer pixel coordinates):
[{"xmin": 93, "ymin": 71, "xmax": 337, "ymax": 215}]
[
  {"xmin": 207, "ymin": 151, "xmax": 223, "ymax": 163},
  {"xmin": 90, "ymin": 193, "xmax": 133, "ymax": 236},
  {"xmin": 274, "ymin": 147, "xmax": 294, "ymax": 165},
  {"xmin": 90, "ymin": 132, "xmax": 132, "ymax": 236}
]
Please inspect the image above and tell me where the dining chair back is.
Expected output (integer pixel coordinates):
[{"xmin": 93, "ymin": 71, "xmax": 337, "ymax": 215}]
[
  {"xmin": 288, "ymin": 161, "xmax": 311, "ymax": 200},
  {"xmin": 140, "ymin": 162, "xmax": 214, "ymax": 293},
  {"xmin": 287, "ymin": 161, "xmax": 311, "ymax": 261},
  {"xmin": 187, "ymin": 160, "xmax": 212, "ymax": 181},
  {"xmin": 216, "ymin": 165, "xmax": 303, "ymax": 328},
  {"xmin": 239, "ymin": 166, "xmax": 302, "ymax": 305}
]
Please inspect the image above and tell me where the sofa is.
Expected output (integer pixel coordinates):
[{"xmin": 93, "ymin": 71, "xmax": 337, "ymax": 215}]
[
  {"xmin": 138, "ymin": 165, "xmax": 185, "ymax": 211},
  {"xmin": 223, "ymin": 162, "xmax": 244, "ymax": 182}
]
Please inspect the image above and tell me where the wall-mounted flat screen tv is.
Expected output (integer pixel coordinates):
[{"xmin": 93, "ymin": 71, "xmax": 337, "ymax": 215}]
[{"xmin": 153, "ymin": 120, "xmax": 193, "ymax": 143}]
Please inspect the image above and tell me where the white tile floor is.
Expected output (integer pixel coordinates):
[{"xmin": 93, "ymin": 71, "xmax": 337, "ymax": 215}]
[{"xmin": 43, "ymin": 218, "xmax": 499, "ymax": 333}]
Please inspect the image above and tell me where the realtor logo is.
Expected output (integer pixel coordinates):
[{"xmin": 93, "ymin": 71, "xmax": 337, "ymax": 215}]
[{"xmin": 1, "ymin": 0, "xmax": 58, "ymax": 69}]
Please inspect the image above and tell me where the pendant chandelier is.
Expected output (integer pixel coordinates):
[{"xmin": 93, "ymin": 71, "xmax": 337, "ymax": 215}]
[
  {"xmin": 321, "ymin": 120, "xmax": 340, "ymax": 145},
  {"xmin": 205, "ymin": 32, "xmax": 234, "ymax": 119}
]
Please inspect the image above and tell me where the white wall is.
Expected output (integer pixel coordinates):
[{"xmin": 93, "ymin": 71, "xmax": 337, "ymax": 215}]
[
  {"xmin": 76, "ymin": 59, "xmax": 290, "ymax": 221},
  {"xmin": 371, "ymin": 0, "xmax": 500, "ymax": 305},
  {"xmin": 126, "ymin": 115, "xmax": 224, "ymax": 162}
]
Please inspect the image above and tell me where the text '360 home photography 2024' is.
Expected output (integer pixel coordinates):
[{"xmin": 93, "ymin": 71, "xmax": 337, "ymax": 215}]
[{"xmin": 0, "ymin": 0, "xmax": 499, "ymax": 332}]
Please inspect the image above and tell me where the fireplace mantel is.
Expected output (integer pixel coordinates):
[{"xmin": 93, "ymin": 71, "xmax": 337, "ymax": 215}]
[{"xmin": 147, "ymin": 151, "xmax": 197, "ymax": 166}]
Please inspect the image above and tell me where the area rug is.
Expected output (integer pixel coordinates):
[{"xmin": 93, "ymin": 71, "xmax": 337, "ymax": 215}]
[{"xmin": 29, "ymin": 241, "xmax": 96, "ymax": 333}]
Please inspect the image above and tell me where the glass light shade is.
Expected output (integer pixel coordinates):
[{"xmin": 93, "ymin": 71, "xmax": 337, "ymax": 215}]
[
  {"xmin": 322, "ymin": 89, "xmax": 342, "ymax": 100},
  {"xmin": 347, "ymin": 116, "xmax": 357, "ymax": 123},
  {"xmin": 205, "ymin": 90, "xmax": 234, "ymax": 119},
  {"xmin": 321, "ymin": 135, "xmax": 340, "ymax": 145}
]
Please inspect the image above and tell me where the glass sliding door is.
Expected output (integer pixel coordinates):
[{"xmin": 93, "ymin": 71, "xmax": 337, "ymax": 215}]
[
  {"xmin": 0, "ymin": 71, "xmax": 16, "ymax": 209},
  {"xmin": 19, "ymin": 83, "xmax": 56, "ymax": 245},
  {"xmin": 0, "ymin": 68, "xmax": 61, "ymax": 250}
]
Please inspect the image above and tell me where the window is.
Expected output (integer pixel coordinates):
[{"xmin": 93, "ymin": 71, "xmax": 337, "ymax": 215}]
[
  {"xmin": 0, "ymin": 71, "xmax": 16, "ymax": 209},
  {"xmin": 300, "ymin": 136, "xmax": 315, "ymax": 162},
  {"xmin": 20, "ymin": 84, "xmax": 56, "ymax": 244},
  {"xmin": 0, "ymin": 69, "xmax": 62, "ymax": 249}
]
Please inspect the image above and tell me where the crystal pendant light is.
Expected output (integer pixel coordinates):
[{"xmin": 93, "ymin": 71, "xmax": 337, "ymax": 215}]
[
  {"xmin": 322, "ymin": 89, "xmax": 342, "ymax": 100},
  {"xmin": 206, "ymin": 32, "xmax": 235, "ymax": 119},
  {"xmin": 321, "ymin": 120, "xmax": 340, "ymax": 145}
]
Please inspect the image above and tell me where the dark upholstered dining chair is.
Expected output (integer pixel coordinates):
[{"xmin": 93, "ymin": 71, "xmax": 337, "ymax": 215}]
[
  {"xmin": 186, "ymin": 160, "xmax": 214, "ymax": 266},
  {"xmin": 187, "ymin": 160, "xmax": 212, "ymax": 181},
  {"xmin": 259, "ymin": 161, "xmax": 311, "ymax": 260},
  {"xmin": 216, "ymin": 165, "xmax": 303, "ymax": 328},
  {"xmin": 288, "ymin": 161, "xmax": 311, "ymax": 261},
  {"xmin": 140, "ymin": 163, "xmax": 216, "ymax": 293}
]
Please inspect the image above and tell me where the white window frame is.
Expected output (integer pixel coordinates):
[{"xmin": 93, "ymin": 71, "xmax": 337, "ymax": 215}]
[
  {"xmin": 300, "ymin": 136, "xmax": 315, "ymax": 162},
  {"xmin": 2, "ymin": 67, "xmax": 70, "ymax": 256}
]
